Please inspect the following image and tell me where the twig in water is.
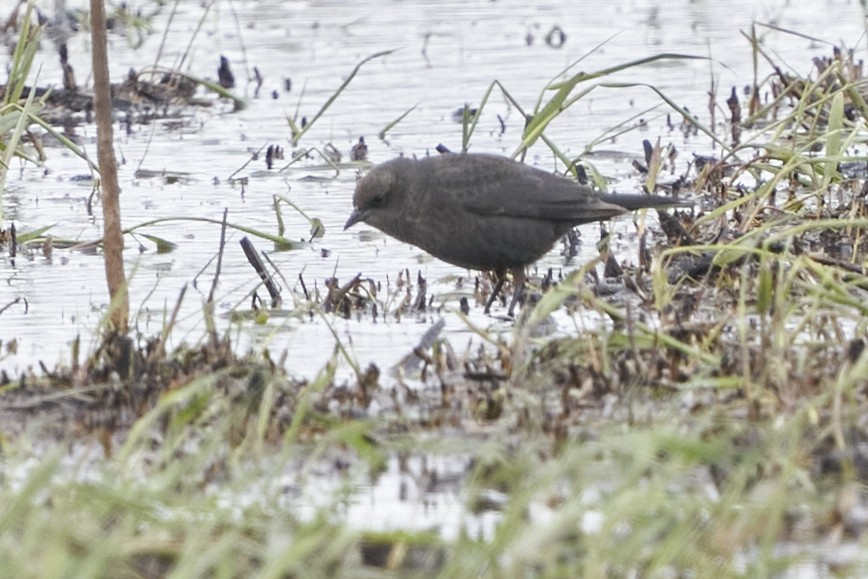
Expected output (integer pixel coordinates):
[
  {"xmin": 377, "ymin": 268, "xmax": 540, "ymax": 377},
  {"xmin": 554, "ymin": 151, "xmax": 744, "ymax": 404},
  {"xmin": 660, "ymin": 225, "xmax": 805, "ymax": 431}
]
[{"xmin": 240, "ymin": 237, "xmax": 282, "ymax": 307}]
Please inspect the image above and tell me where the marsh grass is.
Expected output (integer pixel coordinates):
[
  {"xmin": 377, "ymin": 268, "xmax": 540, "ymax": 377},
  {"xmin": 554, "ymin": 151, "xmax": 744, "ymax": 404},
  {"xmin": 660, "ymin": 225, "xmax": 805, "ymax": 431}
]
[
  {"xmin": 0, "ymin": 2, "xmax": 42, "ymax": 220},
  {"xmin": 4, "ymin": 20, "xmax": 868, "ymax": 579},
  {"xmin": 287, "ymin": 50, "xmax": 396, "ymax": 147}
]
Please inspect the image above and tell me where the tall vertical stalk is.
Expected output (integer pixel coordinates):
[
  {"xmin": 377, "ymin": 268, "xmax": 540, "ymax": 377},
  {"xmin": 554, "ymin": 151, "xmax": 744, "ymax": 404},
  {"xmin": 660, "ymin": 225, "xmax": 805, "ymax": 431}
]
[{"xmin": 90, "ymin": 0, "xmax": 129, "ymax": 333}]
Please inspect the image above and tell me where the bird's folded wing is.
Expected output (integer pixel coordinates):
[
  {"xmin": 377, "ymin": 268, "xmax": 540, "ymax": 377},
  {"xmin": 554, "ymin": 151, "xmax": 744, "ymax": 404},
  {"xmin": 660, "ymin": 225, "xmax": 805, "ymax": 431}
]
[{"xmin": 453, "ymin": 170, "xmax": 626, "ymax": 222}]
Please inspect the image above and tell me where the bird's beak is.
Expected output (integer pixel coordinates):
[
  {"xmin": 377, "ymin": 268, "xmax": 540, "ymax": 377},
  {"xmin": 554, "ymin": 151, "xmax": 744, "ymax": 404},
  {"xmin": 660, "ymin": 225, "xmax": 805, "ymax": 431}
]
[{"xmin": 344, "ymin": 209, "xmax": 367, "ymax": 230}]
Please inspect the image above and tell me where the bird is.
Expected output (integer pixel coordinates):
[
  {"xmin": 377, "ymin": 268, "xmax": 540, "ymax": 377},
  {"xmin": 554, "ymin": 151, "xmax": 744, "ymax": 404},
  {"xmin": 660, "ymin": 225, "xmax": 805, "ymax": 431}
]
[{"xmin": 344, "ymin": 152, "xmax": 687, "ymax": 316}]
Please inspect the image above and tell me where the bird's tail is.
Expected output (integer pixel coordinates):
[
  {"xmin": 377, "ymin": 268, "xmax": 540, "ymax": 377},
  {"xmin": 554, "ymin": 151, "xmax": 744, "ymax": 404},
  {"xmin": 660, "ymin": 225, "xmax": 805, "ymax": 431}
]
[{"xmin": 598, "ymin": 193, "xmax": 693, "ymax": 211}]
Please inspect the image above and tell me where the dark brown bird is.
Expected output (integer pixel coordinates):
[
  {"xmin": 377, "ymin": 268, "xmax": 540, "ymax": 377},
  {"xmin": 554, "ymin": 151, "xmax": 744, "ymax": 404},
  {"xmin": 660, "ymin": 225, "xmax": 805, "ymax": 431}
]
[{"xmin": 345, "ymin": 152, "xmax": 686, "ymax": 316}]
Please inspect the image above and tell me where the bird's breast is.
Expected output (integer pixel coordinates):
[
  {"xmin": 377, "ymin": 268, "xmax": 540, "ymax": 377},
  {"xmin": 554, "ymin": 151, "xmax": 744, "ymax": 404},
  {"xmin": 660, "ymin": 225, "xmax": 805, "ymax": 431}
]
[{"xmin": 396, "ymin": 210, "xmax": 571, "ymax": 271}]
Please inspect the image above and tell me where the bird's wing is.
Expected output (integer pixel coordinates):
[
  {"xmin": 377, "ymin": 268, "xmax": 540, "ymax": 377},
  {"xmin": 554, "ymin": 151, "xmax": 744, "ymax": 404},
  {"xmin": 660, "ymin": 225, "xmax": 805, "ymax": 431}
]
[{"xmin": 433, "ymin": 155, "xmax": 626, "ymax": 223}]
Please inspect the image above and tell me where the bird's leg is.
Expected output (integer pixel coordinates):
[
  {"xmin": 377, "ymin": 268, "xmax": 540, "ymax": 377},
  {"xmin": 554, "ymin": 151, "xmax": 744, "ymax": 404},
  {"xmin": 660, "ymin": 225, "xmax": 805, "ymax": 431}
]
[
  {"xmin": 484, "ymin": 270, "xmax": 507, "ymax": 314},
  {"xmin": 506, "ymin": 267, "xmax": 526, "ymax": 317}
]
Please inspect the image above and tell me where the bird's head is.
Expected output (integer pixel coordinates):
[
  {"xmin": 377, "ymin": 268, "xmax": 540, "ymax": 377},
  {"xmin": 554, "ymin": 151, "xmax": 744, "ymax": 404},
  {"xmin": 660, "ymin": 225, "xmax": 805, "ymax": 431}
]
[{"xmin": 344, "ymin": 158, "xmax": 413, "ymax": 232}]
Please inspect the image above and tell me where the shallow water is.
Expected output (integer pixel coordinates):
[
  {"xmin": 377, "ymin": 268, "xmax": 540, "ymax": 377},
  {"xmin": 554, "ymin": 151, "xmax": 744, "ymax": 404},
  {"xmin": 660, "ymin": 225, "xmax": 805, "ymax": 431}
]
[{"xmin": 1, "ymin": 0, "xmax": 867, "ymax": 382}]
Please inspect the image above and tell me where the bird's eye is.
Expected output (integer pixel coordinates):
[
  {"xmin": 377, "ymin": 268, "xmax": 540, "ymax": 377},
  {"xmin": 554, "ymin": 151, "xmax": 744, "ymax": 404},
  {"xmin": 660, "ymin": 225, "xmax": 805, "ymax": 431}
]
[{"xmin": 370, "ymin": 194, "xmax": 385, "ymax": 207}]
